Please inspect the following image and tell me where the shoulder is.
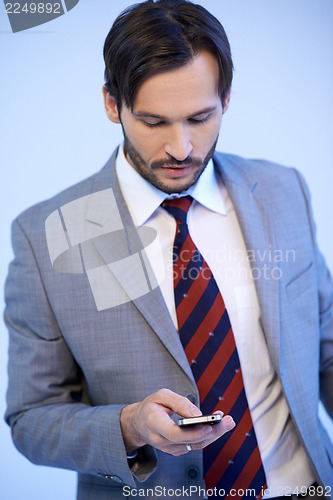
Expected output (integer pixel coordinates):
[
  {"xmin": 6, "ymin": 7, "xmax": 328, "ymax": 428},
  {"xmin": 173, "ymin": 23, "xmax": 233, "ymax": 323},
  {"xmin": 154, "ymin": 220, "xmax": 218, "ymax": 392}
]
[
  {"xmin": 214, "ymin": 150, "xmax": 296, "ymax": 178},
  {"xmin": 213, "ymin": 151, "xmax": 310, "ymax": 201},
  {"xmin": 13, "ymin": 152, "xmax": 117, "ymax": 236}
]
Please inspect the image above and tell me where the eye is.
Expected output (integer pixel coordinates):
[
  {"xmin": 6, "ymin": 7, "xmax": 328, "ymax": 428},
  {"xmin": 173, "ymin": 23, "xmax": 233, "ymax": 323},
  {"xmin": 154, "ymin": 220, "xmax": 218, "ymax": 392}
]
[
  {"xmin": 142, "ymin": 120, "xmax": 165, "ymax": 128},
  {"xmin": 189, "ymin": 115, "xmax": 209, "ymax": 125}
]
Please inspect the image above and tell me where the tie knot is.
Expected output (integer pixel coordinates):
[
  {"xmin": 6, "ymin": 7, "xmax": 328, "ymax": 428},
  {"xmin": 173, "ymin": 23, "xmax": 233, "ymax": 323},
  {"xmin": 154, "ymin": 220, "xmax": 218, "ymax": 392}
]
[{"xmin": 162, "ymin": 195, "xmax": 193, "ymax": 225}]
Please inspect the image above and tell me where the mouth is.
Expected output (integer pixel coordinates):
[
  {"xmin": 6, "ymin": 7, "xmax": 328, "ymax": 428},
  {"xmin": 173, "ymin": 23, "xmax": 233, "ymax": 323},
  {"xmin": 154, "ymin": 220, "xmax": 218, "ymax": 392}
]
[{"xmin": 160, "ymin": 165, "xmax": 192, "ymax": 178}]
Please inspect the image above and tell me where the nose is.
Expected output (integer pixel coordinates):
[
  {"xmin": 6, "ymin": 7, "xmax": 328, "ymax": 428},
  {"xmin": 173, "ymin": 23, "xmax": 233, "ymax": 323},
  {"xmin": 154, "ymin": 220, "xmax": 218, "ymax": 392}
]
[{"xmin": 164, "ymin": 124, "xmax": 193, "ymax": 161}]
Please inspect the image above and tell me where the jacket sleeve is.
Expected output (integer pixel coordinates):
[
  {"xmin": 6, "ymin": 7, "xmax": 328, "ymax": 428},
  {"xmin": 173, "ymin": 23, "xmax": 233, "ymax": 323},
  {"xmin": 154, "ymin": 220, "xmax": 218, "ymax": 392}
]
[
  {"xmin": 295, "ymin": 169, "xmax": 333, "ymax": 419},
  {"xmin": 4, "ymin": 218, "xmax": 157, "ymax": 486}
]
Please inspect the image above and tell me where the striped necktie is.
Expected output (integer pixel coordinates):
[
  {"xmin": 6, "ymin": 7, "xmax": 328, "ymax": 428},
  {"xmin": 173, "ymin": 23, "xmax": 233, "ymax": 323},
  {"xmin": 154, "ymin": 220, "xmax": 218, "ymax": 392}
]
[{"xmin": 162, "ymin": 195, "xmax": 267, "ymax": 499}]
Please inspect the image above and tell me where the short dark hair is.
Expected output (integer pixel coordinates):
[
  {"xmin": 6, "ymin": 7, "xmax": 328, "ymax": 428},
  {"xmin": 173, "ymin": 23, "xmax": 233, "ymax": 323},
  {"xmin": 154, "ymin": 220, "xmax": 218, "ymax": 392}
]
[{"xmin": 103, "ymin": 0, "xmax": 233, "ymax": 110}]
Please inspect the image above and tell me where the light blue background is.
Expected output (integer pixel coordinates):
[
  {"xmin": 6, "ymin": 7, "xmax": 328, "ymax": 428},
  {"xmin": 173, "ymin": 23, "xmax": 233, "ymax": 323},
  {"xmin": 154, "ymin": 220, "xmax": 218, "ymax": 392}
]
[{"xmin": 1, "ymin": 0, "xmax": 332, "ymax": 498}]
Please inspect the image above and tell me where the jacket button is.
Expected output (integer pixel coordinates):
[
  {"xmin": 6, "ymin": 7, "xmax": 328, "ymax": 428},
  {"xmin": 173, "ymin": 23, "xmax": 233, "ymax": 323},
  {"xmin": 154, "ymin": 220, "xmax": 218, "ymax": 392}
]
[
  {"xmin": 186, "ymin": 466, "xmax": 200, "ymax": 480},
  {"xmin": 185, "ymin": 393, "xmax": 197, "ymax": 405}
]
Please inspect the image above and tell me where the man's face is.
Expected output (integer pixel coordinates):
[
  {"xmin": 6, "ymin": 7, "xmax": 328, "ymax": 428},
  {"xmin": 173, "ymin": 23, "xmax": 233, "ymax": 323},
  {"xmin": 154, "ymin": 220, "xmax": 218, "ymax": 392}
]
[{"xmin": 103, "ymin": 51, "xmax": 229, "ymax": 194}]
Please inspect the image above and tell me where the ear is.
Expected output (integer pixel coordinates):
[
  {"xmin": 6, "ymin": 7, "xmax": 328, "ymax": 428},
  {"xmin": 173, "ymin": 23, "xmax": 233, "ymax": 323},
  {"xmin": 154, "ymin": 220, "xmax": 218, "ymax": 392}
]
[
  {"xmin": 102, "ymin": 85, "xmax": 121, "ymax": 123},
  {"xmin": 222, "ymin": 90, "xmax": 231, "ymax": 114}
]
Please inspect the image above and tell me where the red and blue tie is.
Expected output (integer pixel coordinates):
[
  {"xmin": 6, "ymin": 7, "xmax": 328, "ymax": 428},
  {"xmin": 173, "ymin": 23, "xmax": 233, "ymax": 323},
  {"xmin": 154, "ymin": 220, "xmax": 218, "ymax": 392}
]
[{"xmin": 162, "ymin": 195, "xmax": 267, "ymax": 499}]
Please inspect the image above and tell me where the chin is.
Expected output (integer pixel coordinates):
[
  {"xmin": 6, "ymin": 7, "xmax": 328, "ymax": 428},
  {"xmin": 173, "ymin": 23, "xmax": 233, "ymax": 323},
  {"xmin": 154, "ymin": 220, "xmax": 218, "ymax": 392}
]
[
  {"xmin": 156, "ymin": 170, "xmax": 203, "ymax": 193},
  {"xmin": 164, "ymin": 175, "xmax": 202, "ymax": 193},
  {"xmin": 158, "ymin": 180, "xmax": 196, "ymax": 194}
]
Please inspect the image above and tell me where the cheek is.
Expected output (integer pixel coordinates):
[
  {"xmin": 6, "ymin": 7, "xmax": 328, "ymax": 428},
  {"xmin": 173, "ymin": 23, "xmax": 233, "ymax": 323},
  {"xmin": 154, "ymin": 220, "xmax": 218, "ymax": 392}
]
[
  {"xmin": 192, "ymin": 125, "xmax": 219, "ymax": 151},
  {"xmin": 131, "ymin": 130, "xmax": 166, "ymax": 160}
]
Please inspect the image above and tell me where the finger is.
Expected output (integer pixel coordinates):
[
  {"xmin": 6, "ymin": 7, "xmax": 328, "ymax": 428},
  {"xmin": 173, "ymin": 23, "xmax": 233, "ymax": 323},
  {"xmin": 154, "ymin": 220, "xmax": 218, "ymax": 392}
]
[
  {"xmin": 159, "ymin": 442, "xmax": 197, "ymax": 457},
  {"xmin": 152, "ymin": 388, "xmax": 202, "ymax": 418},
  {"xmin": 121, "ymin": 389, "xmax": 203, "ymax": 452},
  {"xmin": 176, "ymin": 411, "xmax": 234, "ymax": 438},
  {"xmin": 189, "ymin": 415, "xmax": 236, "ymax": 449},
  {"xmin": 161, "ymin": 412, "xmax": 234, "ymax": 445},
  {"xmin": 161, "ymin": 418, "xmax": 214, "ymax": 443},
  {"xmin": 154, "ymin": 415, "xmax": 235, "ymax": 455}
]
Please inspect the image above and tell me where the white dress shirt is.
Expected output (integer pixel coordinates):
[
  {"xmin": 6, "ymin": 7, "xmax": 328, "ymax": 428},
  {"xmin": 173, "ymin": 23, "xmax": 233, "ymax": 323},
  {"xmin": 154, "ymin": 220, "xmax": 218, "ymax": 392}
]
[{"xmin": 115, "ymin": 144, "xmax": 315, "ymax": 496}]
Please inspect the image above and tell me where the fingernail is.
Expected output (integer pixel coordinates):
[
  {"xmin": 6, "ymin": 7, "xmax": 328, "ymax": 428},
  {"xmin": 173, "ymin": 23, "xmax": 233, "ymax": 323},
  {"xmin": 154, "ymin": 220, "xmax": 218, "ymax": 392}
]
[
  {"xmin": 227, "ymin": 417, "xmax": 236, "ymax": 429},
  {"xmin": 190, "ymin": 405, "xmax": 202, "ymax": 416}
]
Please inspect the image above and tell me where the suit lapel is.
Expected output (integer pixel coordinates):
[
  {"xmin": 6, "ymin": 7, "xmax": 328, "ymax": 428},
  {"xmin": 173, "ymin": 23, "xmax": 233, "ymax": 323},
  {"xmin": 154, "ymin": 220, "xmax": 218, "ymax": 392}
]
[
  {"xmin": 82, "ymin": 150, "xmax": 282, "ymax": 380},
  {"xmin": 214, "ymin": 154, "xmax": 281, "ymax": 373},
  {"xmin": 83, "ymin": 150, "xmax": 196, "ymax": 384}
]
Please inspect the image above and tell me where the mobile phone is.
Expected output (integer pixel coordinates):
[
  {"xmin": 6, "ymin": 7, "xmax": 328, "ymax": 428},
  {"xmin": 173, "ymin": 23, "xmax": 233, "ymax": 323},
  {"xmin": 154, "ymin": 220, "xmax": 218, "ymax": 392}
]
[{"xmin": 178, "ymin": 414, "xmax": 222, "ymax": 427}]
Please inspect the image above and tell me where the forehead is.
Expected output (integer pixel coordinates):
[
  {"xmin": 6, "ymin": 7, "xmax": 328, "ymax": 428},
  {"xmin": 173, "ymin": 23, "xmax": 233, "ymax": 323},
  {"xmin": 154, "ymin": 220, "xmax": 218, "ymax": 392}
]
[{"xmin": 132, "ymin": 51, "xmax": 220, "ymax": 118}]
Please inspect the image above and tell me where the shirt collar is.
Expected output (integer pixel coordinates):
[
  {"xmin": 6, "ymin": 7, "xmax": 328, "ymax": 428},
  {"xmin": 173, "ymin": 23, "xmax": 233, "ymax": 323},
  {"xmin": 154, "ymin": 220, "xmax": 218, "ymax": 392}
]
[{"xmin": 115, "ymin": 143, "xmax": 227, "ymax": 226}]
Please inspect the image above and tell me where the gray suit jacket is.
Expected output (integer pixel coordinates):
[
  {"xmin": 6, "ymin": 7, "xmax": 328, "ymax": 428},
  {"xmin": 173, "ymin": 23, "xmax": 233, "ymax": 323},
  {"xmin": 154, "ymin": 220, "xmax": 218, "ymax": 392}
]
[{"xmin": 4, "ymin": 151, "xmax": 333, "ymax": 499}]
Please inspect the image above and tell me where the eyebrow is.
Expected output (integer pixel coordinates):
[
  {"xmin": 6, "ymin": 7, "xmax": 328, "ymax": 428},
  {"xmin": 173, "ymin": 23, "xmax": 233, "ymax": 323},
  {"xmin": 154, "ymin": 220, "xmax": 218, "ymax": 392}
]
[{"xmin": 133, "ymin": 105, "xmax": 218, "ymax": 120}]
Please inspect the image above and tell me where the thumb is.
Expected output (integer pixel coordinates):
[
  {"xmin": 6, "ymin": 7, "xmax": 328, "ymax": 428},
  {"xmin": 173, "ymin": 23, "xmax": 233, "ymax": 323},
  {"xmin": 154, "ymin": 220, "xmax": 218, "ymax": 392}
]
[{"xmin": 154, "ymin": 388, "xmax": 202, "ymax": 418}]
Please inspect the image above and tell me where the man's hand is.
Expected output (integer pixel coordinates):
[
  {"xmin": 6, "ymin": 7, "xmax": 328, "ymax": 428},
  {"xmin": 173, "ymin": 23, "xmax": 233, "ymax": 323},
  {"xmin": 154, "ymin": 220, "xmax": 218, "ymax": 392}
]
[{"xmin": 120, "ymin": 388, "xmax": 235, "ymax": 456}]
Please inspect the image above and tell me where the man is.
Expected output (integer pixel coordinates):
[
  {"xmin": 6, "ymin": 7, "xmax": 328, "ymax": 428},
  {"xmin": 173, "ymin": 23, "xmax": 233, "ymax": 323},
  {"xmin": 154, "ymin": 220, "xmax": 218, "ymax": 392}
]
[{"xmin": 4, "ymin": 1, "xmax": 333, "ymax": 499}]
